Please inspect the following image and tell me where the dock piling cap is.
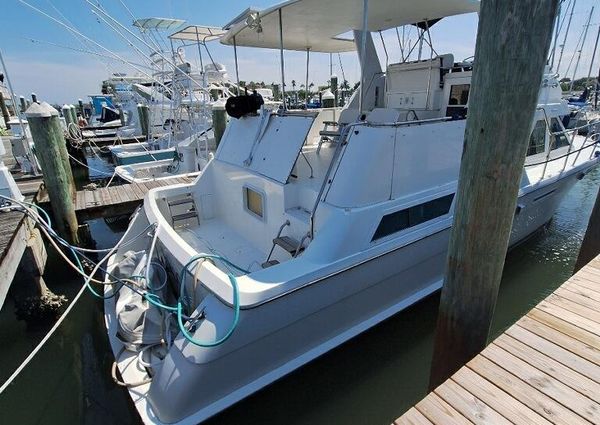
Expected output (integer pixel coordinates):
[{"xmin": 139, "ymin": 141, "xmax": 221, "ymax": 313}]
[{"xmin": 25, "ymin": 101, "xmax": 59, "ymax": 118}]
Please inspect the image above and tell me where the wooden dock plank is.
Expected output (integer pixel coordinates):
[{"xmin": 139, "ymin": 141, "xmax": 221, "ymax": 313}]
[
  {"xmin": 468, "ymin": 355, "xmax": 588, "ymax": 425},
  {"xmin": 527, "ymin": 308, "xmax": 600, "ymax": 356},
  {"xmin": 507, "ymin": 322, "xmax": 600, "ymax": 383},
  {"xmin": 415, "ymin": 393, "xmax": 471, "ymax": 425},
  {"xmin": 452, "ymin": 367, "xmax": 550, "ymax": 425},
  {"xmin": 433, "ymin": 378, "xmax": 511, "ymax": 425},
  {"xmin": 537, "ymin": 300, "xmax": 600, "ymax": 338},
  {"xmin": 495, "ymin": 333, "xmax": 600, "ymax": 404},
  {"xmin": 394, "ymin": 407, "xmax": 433, "ymax": 425},
  {"xmin": 394, "ymin": 256, "xmax": 600, "ymax": 425},
  {"xmin": 482, "ymin": 343, "xmax": 600, "ymax": 423}
]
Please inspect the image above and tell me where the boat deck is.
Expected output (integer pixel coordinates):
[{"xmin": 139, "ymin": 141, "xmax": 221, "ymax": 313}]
[{"xmin": 394, "ymin": 254, "xmax": 600, "ymax": 425}]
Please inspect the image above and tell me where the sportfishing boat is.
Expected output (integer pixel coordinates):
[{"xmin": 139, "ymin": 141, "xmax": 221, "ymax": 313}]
[
  {"xmin": 103, "ymin": 1, "xmax": 600, "ymax": 424},
  {"xmin": 109, "ymin": 25, "xmax": 232, "ymax": 166},
  {"xmin": 113, "ymin": 130, "xmax": 213, "ymax": 183}
]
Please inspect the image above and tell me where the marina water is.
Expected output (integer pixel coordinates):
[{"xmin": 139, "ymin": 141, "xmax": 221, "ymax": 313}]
[{"xmin": 0, "ymin": 166, "xmax": 598, "ymax": 425}]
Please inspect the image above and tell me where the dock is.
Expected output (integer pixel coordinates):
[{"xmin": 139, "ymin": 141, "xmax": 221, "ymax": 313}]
[
  {"xmin": 37, "ymin": 175, "xmax": 194, "ymax": 220},
  {"xmin": 394, "ymin": 255, "xmax": 600, "ymax": 425},
  {"xmin": 0, "ymin": 178, "xmax": 44, "ymax": 310}
]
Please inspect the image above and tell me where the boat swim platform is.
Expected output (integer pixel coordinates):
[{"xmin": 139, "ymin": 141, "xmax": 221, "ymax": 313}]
[
  {"xmin": 37, "ymin": 176, "xmax": 195, "ymax": 221},
  {"xmin": 394, "ymin": 254, "xmax": 600, "ymax": 425}
]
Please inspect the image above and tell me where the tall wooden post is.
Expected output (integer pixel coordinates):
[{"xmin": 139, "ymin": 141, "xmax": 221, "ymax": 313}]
[
  {"xmin": 574, "ymin": 187, "xmax": 600, "ymax": 272},
  {"xmin": 0, "ymin": 92, "xmax": 10, "ymax": 129},
  {"xmin": 31, "ymin": 93, "xmax": 37, "ymax": 104},
  {"xmin": 118, "ymin": 106, "xmax": 126, "ymax": 127},
  {"xmin": 19, "ymin": 96, "xmax": 26, "ymax": 114},
  {"xmin": 69, "ymin": 104, "xmax": 77, "ymax": 125},
  {"xmin": 62, "ymin": 104, "xmax": 73, "ymax": 128},
  {"xmin": 212, "ymin": 100, "xmax": 227, "ymax": 148},
  {"xmin": 26, "ymin": 102, "xmax": 79, "ymax": 244},
  {"xmin": 137, "ymin": 103, "xmax": 149, "ymax": 139},
  {"xmin": 429, "ymin": 0, "xmax": 558, "ymax": 390}
]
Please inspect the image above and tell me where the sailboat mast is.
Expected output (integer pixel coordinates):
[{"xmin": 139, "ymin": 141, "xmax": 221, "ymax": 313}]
[
  {"xmin": 570, "ymin": 6, "xmax": 594, "ymax": 91},
  {"xmin": 557, "ymin": 0, "xmax": 576, "ymax": 74},
  {"xmin": 586, "ymin": 18, "xmax": 600, "ymax": 81}
]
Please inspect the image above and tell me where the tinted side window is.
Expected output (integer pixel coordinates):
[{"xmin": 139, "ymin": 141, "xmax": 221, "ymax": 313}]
[
  {"xmin": 372, "ymin": 194, "xmax": 455, "ymax": 241},
  {"xmin": 550, "ymin": 117, "xmax": 570, "ymax": 149},
  {"xmin": 527, "ymin": 120, "xmax": 546, "ymax": 156}
]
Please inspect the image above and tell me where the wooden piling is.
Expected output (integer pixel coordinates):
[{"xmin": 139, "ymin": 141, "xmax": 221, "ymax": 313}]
[
  {"xmin": 331, "ymin": 74, "xmax": 338, "ymax": 107},
  {"xmin": 212, "ymin": 100, "xmax": 227, "ymax": 148},
  {"xmin": 118, "ymin": 106, "xmax": 126, "ymax": 126},
  {"xmin": 31, "ymin": 93, "xmax": 37, "ymax": 104},
  {"xmin": 0, "ymin": 92, "xmax": 10, "ymax": 129},
  {"xmin": 78, "ymin": 99, "xmax": 84, "ymax": 117},
  {"xmin": 574, "ymin": 186, "xmax": 600, "ymax": 272},
  {"xmin": 19, "ymin": 96, "xmax": 26, "ymax": 114},
  {"xmin": 69, "ymin": 104, "xmax": 77, "ymax": 125},
  {"xmin": 428, "ymin": 0, "xmax": 559, "ymax": 390},
  {"xmin": 62, "ymin": 104, "xmax": 73, "ymax": 129},
  {"xmin": 137, "ymin": 103, "xmax": 150, "ymax": 139},
  {"xmin": 26, "ymin": 102, "xmax": 79, "ymax": 244}
]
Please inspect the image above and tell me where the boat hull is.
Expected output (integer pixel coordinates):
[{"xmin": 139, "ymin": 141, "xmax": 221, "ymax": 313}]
[{"xmin": 105, "ymin": 163, "xmax": 591, "ymax": 424}]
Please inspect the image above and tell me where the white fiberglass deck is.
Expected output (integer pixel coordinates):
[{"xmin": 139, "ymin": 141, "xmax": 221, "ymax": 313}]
[{"xmin": 178, "ymin": 220, "xmax": 266, "ymax": 275}]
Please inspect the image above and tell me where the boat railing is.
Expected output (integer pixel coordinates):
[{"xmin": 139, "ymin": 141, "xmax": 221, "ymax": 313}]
[{"xmin": 526, "ymin": 125, "xmax": 599, "ymax": 182}]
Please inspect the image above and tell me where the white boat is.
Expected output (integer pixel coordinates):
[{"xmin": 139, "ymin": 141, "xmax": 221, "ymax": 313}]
[
  {"xmin": 114, "ymin": 131, "xmax": 214, "ymax": 183},
  {"xmin": 103, "ymin": 1, "xmax": 600, "ymax": 424}
]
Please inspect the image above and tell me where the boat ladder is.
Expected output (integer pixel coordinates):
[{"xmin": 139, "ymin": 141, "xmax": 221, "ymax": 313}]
[
  {"xmin": 167, "ymin": 193, "xmax": 199, "ymax": 228},
  {"xmin": 262, "ymin": 221, "xmax": 310, "ymax": 268}
]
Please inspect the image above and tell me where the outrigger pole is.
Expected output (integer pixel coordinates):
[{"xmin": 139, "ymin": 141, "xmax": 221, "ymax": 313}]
[
  {"xmin": 358, "ymin": 0, "xmax": 369, "ymax": 114},
  {"xmin": 278, "ymin": 8, "xmax": 286, "ymax": 110}
]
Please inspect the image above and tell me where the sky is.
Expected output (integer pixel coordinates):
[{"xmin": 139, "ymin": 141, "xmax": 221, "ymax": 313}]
[{"xmin": 0, "ymin": 0, "xmax": 598, "ymax": 104}]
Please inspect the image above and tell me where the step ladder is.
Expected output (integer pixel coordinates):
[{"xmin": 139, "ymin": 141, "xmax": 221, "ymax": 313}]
[
  {"xmin": 262, "ymin": 221, "xmax": 310, "ymax": 268},
  {"xmin": 167, "ymin": 193, "xmax": 199, "ymax": 229}
]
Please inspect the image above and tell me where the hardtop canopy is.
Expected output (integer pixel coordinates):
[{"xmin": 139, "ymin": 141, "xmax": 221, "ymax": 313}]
[
  {"xmin": 169, "ymin": 25, "xmax": 226, "ymax": 43},
  {"xmin": 220, "ymin": 0, "xmax": 480, "ymax": 53}
]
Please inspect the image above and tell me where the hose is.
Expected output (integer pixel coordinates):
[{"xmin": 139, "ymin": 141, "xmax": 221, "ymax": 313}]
[{"xmin": 176, "ymin": 254, "xmax": 248, "ymax": 347}]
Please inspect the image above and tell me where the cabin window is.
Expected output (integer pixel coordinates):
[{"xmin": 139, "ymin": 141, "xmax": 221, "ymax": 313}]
[
  {"xmin": 449, "ymin": 84, "xmax": 470, "ymax": 106},
  {"xmin": 550, "ymin": 117, "xmax": 570, "ymax": 149},
  {"xmin": 527, "ymin": 120, "xmax": 547, "ymax": 156},
  {"xmin": 244, "ymin": 186, "xmax": 264, "ymax": 219},
  {"xmin": 446, "ymin": 84, "xmax": 470, "ymax": 120},
  {"xmin": 372, "ymin": 194, "xmax": 455, "ymax": 241}
]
